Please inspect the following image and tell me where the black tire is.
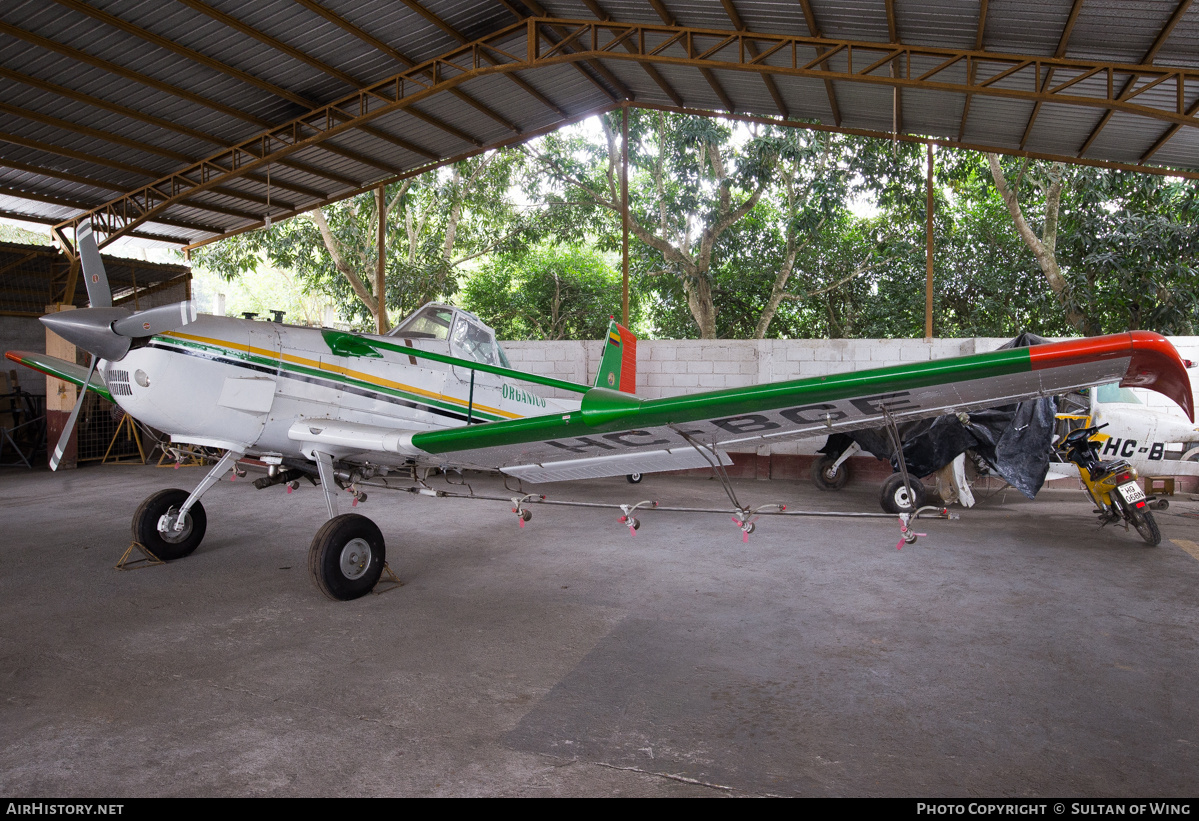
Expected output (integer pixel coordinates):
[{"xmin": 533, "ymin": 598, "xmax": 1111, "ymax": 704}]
[
  {"xmin": 132, "ymin": 488, "xmax": 207, "ymax": 561},
  {"xmin": 309, "ymin": 514, "xmax": 386, "ymax": 601},
  {"xmin": 626, "ymin": 473, "xmax": 643, "ymax": 484},
  {"xmin": 810, "ymin": 455, "xmax": 850, "ymax": 491},
  {"xmin": 1129, "ymin": 506, "xmax": 1162, "ymax": 547},
  {"xmin": 880, "ymin": 473, "xmax": 925, "ymax": 515}
]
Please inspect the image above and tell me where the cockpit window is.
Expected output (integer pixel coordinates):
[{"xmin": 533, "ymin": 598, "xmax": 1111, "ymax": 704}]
[
  {"xmin": 389, "ymin": 305, "xmax": 454, "ymax": 340},
  {"xmin": 389, "ymin": 302, "xmax": 512, "ymax": 368},
  {"xmin": 450, "ymin": 315, "xmax": 498, "ymax": 366},
  {"xmin": 1094, "ymin": 384, "xmax": 1143, "ymax": 405}
]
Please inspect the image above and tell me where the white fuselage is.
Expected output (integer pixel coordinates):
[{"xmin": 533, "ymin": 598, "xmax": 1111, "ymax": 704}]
[
  {"xmin": 101, "ymin": 315, "xmax": 572, "ymax": 461},
  {"xmin": 1053, "ymin": 389, "xmax": 1199, "ymax": 478}
]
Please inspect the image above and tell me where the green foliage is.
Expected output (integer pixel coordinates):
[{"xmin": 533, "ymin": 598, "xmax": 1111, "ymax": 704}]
[
  {"xmin": 461, "ymin": 244, "xmax": 638, "ymax": 340},
  {"xmin": 1057, "ymin": 170, "xmax": 1199, "ymax": 334},
  {"xmin": 190, "ymin": 110, "xmax": 1198, "ymax": 342}
]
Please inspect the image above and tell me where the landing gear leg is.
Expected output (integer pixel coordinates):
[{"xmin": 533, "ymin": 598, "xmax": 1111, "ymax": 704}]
[
  {"xmin": 132, "ymin": 448, "xmax": 243, "ymax": 560},
  {"xmin": 308, "ymin": 450, "xmax": 388, "ymax": 600}
]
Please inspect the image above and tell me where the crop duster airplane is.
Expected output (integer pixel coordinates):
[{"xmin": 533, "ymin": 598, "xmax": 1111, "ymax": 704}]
[{"xmin": 6, "ymin": 223, "xmax": 1195, "ymax": 600}]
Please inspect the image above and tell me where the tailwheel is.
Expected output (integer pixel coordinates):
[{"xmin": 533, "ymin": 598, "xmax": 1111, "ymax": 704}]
[
  {"xmin": 880, "ymin": 473, "xmax": 926, "ymax": 514},
  {"xmin": 309, "ymin": 514, "xmax": 386, "ymax": 601},
  {"xmin": 133, "ymin": 488, "xmax": 207, "ymax": 561},
  {"xmin": 810, "ymin": 455, "xmax": 850, "ymax": 490}
]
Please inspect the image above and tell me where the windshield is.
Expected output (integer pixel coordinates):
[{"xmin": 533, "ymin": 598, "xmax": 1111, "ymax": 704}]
[{"xmin": 389, "ymin": 305, "xmax": 455, "ymax": 340}]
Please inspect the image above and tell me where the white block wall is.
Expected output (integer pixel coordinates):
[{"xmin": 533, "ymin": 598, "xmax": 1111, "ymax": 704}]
[{"xmin": 502, "ymin": 336, "xmax": 1199, "ymax": 454}]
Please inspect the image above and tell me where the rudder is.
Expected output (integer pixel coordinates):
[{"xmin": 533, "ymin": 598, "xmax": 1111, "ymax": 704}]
[{"xmin": 593, "ymin": 319, "xmax": 638, "ymax": 394}]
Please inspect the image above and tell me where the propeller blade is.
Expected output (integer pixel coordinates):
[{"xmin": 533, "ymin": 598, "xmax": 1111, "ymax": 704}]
[
  {"xmin": 49, "ymin": 355, "xmax": 98, "ymax": 471},
  {"xmin": 76, "ymin": 222, "xmax": 112, "ymax": 309},
  {"xmin": 111, "ymin": 300, "xmax": 198, "ymax": 338}
]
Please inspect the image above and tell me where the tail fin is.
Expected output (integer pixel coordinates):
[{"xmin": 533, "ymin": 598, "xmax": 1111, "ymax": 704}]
[{"xmin": 593, "ymin": 319, "xmax": 638, "ymax": 394}]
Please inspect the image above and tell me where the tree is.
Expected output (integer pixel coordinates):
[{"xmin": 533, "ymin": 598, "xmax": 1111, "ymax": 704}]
[
  {"xmin": 461, "ymin": 243, "xmax": 637, "ymax": 340},
  {"xmin": 193, "ymin": 151, "xmax": 536, "ymax": 331},
  {"xmin": 986, "ymin": 155, "xmax": 1199, "ymax": 335},
  {"xmin": 528, "ymin": 111, "xmax": 786, "ymax": 338}
]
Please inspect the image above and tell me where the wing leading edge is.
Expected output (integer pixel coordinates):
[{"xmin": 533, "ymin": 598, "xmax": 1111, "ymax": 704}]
[
  {"xmin": 390, "ymin": 332, "xmax": 1193, "ymax": 482},
  {"xmin": 5, "ymin": 351, "xmax": 112, "ymax": 402}
]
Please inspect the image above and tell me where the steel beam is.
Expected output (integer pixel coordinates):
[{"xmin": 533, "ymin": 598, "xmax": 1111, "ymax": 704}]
[{"xmin": 55, "ymin": 17, "xmax": 1199, "ymax": 246}]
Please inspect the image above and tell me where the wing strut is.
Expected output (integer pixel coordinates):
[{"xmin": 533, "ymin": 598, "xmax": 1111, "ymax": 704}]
[
  {"xmin": 671, "ymin": 426, "xmax": 786, "ymax": 541},
  {"xmin": 881, "ymin": 407, "xmax": 928, "ymax": 548}
]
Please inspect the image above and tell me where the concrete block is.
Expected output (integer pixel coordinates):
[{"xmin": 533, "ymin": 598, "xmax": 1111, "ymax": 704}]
[
  {"xmin": 687, "ymin": 360, "xmax": 714, "ymax": 374},
  {"xmin": 784, "ymin": 344, "xmax": 816, "ymax": 361},
  {"xmin": 673, "ymin": 373, "xmax": 700, "ymax": 387},
  {"xmin": 814, "ymin": 344, "xmax": 846, "ymax": 362},
  {"xmin": 698, "ymin": 374, "xmax": 726, "ymax": 388},
  {"xmin": 898, "ymin": 340, "xmax": 933, "ymax": 361},
  {"xmin": 662, "ymin": 360, "xmax": 688, "ymax": 374}
]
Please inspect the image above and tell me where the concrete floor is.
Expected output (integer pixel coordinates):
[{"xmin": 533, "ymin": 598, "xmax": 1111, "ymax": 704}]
[{"xmin": 1, "ymin": 463, "xmax": 1198, "ymax": 797}]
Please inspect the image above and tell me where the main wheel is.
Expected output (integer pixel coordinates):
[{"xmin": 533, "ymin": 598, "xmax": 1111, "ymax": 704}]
[
  {"xmin": 132, "ymin": 489, "xmax": 207, "ymax": 561},
  {"xmin": 880, "ymin": 473, "xmax": 925, "ymax": 514},
  {"xmin": 1129, "ymin": 507, "xmax": 1161, "ymax": 547},
  {"xmin": 626, "ymin": 473, "xmax": 643, "ymax": 484},
  {"xmin": 309, "ymin": 514, "xmax": 386, "ymax": 601},
  {"xmin": 810, "ymin": 455, "xmax": 850, "ymax": 491}
]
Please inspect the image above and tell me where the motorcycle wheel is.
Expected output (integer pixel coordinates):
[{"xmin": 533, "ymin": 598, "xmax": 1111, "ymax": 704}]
[{"xmin": 1129, "ymin": 507, "xmax": 1161, "ymax": 547}]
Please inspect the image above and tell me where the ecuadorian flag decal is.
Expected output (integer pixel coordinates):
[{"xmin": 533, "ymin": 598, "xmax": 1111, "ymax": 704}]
[{"xmin": 594, "ymin": 319, "xmax": 638, "ymax": 394}]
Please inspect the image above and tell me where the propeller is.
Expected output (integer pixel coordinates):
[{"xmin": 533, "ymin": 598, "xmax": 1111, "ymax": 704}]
[{"xmin": 42, "ymin": 221, "xmax": 198, "ymax": 470}]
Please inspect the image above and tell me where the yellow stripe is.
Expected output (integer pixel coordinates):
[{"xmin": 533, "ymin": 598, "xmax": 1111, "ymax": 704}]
[
  {"xmin": 162, "ymin": 330, "xmax": 520, "ymax": 420},
  {"xmin": 1172, "ymin": 540, "xmax": 1199, "ymax": 562}
]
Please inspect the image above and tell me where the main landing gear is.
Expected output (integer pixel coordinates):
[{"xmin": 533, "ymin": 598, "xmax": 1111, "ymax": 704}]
[
  {"xmin": 130, "ymin": 447, "xmax": 389, "ymax": 601},
  {"xmin": 308, "ymin": 514, "xmax": 386, "ymax": 601},
  {"xmin": 307, "ymin": 450, "xmax": 387, "ymax": 601},
  {"xmin": 132, "ymin": 449, "xmax": 242, "ymax": 561},
  {"xmin": 132, "ymin": 488, "xmax": 207, "ymax": 560}
]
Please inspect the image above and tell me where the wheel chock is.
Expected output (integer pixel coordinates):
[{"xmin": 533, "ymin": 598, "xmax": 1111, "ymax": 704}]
[
  {"xmin": 115, "ymin": 541, "xmax": 166, "ymax": 571},
  {"xmin": 371, "ymin": 561, "xmax": 403, "ymax": 595}
]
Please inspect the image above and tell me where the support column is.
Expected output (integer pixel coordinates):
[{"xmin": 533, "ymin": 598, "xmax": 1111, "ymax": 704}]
[
  {"xmin": 924, "ymin": 143, "xmax": 935, "ymax": 340},
  {"xmin": 44, "ymin": 304, "xmax": 78, "ymax": 470},
  {"xmin": 621, "ymin": 105, "xmax": 630, "ymax": 328},
  {"xmin": 376, "ymin": 185, "xmax": 388, "ymax": 335}
]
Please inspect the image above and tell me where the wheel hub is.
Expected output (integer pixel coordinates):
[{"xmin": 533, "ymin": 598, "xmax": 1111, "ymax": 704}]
[
  {"xmin": 340, "ymin": 538, "xmax": 373, "ymax": 580},
  {"xmin": 156, "ymin": 509, "xmax": 193, "ymax": 543}
]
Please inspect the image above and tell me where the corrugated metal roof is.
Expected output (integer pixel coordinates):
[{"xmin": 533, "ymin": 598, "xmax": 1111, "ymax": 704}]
[{"xmin": 0, "ymin": 0, "xmax": 1194, "ymax": 249}]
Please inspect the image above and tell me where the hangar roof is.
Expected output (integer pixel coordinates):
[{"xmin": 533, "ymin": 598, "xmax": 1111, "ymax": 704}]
[{"xmin": 0, "ymin": 0, "xmax": 1196, "ymax": 250}]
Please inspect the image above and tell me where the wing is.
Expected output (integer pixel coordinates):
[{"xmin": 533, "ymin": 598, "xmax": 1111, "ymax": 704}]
[
  {"xmin": 5, "ymin": 351, "xmax": 112, "ymax": 402},
  {"xmin": 288, "ymin": 332, "xmax": 1194, "ymax": 484}
]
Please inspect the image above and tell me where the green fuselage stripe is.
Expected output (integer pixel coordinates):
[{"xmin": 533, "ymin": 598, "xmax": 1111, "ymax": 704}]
[
  {"xmin": 411, "ymin": 346, "xmax": 1036, "ymax": 454},
  {"xmin": 153, "ymin": 336, "xmax": 506, "ymax": 422}
]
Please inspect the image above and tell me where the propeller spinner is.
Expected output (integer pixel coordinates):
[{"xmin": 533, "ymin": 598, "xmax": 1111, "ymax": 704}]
[{"xmin": 42, "ymin": 222, "xmax": 198, "ymax": 470}]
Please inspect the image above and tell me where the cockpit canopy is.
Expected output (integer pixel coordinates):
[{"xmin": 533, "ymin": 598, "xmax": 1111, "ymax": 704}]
[{"xmin": 388, "ymin": 302, "xmax": 511, "ymax": 368}]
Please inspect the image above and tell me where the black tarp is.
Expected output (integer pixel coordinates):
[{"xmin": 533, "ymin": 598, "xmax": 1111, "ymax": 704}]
[{"xmin": 818, "ymin": 333, "xmax": 1059, "ymax": 499}]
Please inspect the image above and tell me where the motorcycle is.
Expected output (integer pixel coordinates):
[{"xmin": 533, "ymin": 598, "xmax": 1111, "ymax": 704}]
[{"xmin": 1056, "ymin": 424, "xmax": 1162, "ymax": 546}]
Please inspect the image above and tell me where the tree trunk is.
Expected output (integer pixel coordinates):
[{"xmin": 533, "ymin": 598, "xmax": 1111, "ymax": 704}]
[
  {"xmin": 987, "ymin": 154, "xmax": 1091, "ymax": 333},
  {"xmin": 310, "ymin": 208, "xmax": 380, "ymax": 322}
]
